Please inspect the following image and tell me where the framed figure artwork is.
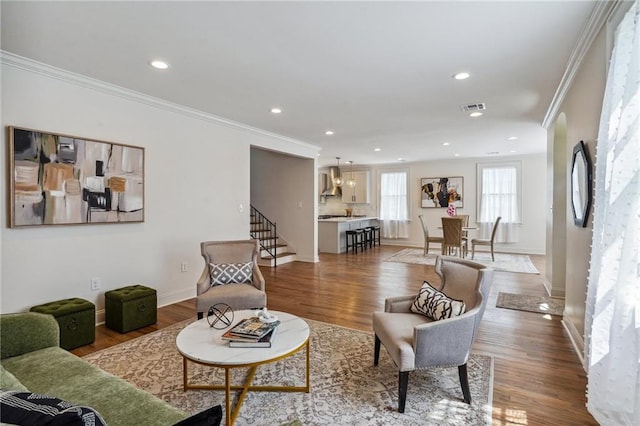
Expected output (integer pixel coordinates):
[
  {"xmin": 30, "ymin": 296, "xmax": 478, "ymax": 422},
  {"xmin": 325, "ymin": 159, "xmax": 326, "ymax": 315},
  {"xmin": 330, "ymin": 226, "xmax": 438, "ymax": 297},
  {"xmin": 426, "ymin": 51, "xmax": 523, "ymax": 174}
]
[
  {"xmin": 420, "ymin": 177, "xmax": 463, "ymax": 208},
  {"xmin": 8, "ymin": 126, "xmax": 144, "ymax": 227}
]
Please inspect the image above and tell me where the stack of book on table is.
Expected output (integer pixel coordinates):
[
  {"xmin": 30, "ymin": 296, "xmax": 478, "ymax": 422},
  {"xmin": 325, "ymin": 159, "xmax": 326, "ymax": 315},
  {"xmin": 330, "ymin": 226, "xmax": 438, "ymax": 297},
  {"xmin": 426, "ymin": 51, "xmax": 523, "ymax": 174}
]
[{"xmin": 221, "ymin": 316, "xmax": 281, "ymax": 348}]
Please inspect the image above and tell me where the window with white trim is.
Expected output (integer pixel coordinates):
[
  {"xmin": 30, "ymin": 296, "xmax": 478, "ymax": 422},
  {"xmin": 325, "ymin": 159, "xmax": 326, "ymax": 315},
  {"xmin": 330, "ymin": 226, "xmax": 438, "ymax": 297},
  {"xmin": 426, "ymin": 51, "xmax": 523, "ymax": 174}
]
[
  {"xmin": 476, "ymin": 161, "xmax": 521, "ymax": 242},
  {"xmin": 379, "ymin": 170, "xmax": 409, "ymax": 238}
]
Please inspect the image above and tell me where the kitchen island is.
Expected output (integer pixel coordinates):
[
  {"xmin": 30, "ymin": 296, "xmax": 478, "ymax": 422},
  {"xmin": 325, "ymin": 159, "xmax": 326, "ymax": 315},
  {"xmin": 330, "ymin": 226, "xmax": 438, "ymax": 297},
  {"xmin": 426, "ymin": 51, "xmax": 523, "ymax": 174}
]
[{"xmin": 318, "ymin": 216, "xmax": 379, "ymax": 254}]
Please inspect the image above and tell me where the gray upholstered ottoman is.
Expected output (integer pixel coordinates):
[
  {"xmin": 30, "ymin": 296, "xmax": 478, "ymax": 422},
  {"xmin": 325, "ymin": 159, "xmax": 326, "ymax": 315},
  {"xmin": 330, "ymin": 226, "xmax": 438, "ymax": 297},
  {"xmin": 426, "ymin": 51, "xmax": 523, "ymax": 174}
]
[
  {"xmin": 30, "ymin": 298, "xmax": 95, "ymax": 350},
  {"xmin": 105, "ymin": 284, "xmax": 157, "ymax": 333}
]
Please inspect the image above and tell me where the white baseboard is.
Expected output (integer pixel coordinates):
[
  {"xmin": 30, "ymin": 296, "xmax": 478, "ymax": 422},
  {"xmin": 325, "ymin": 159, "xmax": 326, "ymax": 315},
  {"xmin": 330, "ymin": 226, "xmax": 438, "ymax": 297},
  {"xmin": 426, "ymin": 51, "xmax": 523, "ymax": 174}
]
[
  {"xmin": 562, "ymin": 317, "xmax": 586, "ymax": 372},
  {"xmin": 95, "ymin": 309, "xmax": 106, "ymax": 326},
  {"xmin": 542, "ymin": 276, "xmax": 553, "ymax": 296},
  {"xmin": 296, "ymin": 254, "xmax": 319, "ymax": 263},
  {"xmin": 158, "ymin": 288, "xmax": 195, "ymax": 309}
]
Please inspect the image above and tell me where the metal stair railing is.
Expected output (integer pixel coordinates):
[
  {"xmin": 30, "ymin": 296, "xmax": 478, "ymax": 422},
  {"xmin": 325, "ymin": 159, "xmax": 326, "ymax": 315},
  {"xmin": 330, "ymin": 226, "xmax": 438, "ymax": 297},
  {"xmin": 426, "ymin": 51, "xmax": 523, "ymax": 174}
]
[{"xmin": 249, "ymin": 205, "xmax": 278, "ymax": 268}]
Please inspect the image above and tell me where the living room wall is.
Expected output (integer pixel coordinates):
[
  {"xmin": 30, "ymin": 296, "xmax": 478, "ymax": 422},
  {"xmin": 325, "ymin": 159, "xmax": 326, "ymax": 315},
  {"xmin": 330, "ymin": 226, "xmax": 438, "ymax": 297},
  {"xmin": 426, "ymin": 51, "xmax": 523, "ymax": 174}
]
[
  {"xmin": 389, "ymin": 154, "xmax": 547, "ymax": 255},
  {"xmin": 320, "ymin": 154, "xmax": 546, "ymax": 255},
  {"xmin": 250, "ymin": 148, "xmax": 318, "ymax": 262},
  {"xmin": 548, "ymin": 16, "xmax": 608, "ymax": 360},
  {"xmin": 0, "ymin": 56, "xmax": 317, "ymax": 317}
]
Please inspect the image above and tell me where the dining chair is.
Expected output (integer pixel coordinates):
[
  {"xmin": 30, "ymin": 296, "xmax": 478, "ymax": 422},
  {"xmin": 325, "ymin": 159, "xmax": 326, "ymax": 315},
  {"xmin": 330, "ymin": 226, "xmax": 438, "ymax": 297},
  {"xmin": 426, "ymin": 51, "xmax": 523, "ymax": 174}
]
[
  {"xmin": 472, "ymin": 216, "xmax": 502, "ymax": 261},
  {"xmin": 418, "ymin": 215, "xmax": 444, "ymax": 255},
  {"xmin": 441, "ymin": 217, "xmax": 467, "ymax": 258},
  {"xmin": 457, "ymin": 214, "xmax": 470, "ymax": 241}
]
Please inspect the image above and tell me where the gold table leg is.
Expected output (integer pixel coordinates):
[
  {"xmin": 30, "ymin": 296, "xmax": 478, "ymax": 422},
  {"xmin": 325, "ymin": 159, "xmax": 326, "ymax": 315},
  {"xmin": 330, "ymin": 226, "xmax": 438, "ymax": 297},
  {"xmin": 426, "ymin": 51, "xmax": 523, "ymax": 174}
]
[
  {"xmin": 225, "ymin": 368, "xmax": 231, "ymax": 426},
  {"xmin": 182, "ymin": 339, "xmax": 310, "ymax": 426}
]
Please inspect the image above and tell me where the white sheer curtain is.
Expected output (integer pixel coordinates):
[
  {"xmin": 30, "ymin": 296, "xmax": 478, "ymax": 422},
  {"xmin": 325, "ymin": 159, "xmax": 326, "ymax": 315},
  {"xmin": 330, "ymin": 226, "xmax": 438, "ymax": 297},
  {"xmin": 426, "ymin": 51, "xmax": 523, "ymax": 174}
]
[
  {"xmin": 585, "ymin": 2, "xmax": 639, "ymax": 424},
  {"xmin": 477, "ymin": 165, "xmax": 520, "ymax": 242},
  {"xmin": 379, "ymin": 171, "xmax": 409, "ymax": 238}
]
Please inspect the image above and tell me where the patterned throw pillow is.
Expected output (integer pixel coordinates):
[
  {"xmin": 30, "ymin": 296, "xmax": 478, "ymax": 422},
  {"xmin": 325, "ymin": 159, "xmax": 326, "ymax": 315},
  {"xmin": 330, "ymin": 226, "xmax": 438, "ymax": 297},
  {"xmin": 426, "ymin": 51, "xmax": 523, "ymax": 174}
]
[
  {"xmin": 209, "ymin": 262, "xmax": 253, "ymax": 286},
  {"xmin": 0, "ymin": 390, "xmax": 107, "ymax": 426},
  {"xmin": 410, "ymin": 281, "xmax": 466, "ymax": 320}
]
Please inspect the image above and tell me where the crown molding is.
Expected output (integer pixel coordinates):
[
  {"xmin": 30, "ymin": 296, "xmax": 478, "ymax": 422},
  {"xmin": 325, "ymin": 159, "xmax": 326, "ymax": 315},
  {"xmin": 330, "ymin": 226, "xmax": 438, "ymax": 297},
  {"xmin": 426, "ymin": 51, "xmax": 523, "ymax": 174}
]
[
  {"xmin": 542, "ymin": 0, "xmax": 623, "ymax": 129},
  {"xmin": 0, "ymin": 50, "xmax": 320, "ymax": 154}
]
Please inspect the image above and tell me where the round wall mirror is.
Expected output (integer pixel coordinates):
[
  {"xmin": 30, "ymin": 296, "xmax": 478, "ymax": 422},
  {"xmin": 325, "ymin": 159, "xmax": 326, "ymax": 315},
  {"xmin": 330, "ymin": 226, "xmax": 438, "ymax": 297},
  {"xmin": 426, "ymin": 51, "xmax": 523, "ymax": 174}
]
[{"xmin": 571, "ymin": 141, "xmax": 592, "ymax": 227}]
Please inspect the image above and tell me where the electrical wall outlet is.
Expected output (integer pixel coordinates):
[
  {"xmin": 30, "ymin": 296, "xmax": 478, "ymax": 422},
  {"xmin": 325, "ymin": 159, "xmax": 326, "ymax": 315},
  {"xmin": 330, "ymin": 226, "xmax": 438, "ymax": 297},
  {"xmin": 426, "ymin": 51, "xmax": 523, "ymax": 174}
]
[
  {"xmin": 181, "ymin": 262, "xmax": 188, "ymax": 272},
  {"xmin": 90, "ymin": 277, "xmax": 101, "ymax": 291}
]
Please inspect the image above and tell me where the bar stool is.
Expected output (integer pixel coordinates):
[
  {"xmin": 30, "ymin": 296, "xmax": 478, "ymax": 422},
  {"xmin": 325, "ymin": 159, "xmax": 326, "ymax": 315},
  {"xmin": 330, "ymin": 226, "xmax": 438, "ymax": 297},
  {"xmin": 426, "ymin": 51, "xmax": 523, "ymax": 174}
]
[
  {"xmin": 357, "ymin": 228, "xmax": 370, "ymax": 251},
  {"xmin": 366, "ymin": 225, "xmax": 381, "ymax": 247},
  {"xmin": 346, "ymin": 229, "xmax": 366, "ymax": 254},
  {"xmin": 361, "ymin": 227, "xmax": 372, "ymax": 249}
]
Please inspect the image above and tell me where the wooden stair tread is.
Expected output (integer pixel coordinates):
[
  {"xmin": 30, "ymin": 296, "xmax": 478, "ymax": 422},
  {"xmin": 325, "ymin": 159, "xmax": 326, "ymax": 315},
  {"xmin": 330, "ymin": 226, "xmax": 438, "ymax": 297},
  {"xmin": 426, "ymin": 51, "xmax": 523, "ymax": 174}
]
[
  {"xmin": 261, "ymin": 252, "xmax": 296, "ymax": 260},
  {"xmin": 260, "ymin": 243, "xmax": 287, "ymax": 249},
  {"xmin": 254, "ymin": 240, "xmax": 276, "ymax": 245}
]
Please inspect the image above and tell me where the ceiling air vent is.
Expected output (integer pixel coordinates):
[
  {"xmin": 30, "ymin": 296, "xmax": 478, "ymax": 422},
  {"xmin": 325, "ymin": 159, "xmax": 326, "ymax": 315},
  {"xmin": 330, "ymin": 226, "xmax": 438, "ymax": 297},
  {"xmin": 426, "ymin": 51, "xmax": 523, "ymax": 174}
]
[{"xmin": 460, "ymin": 103, "xmax": 486, "ymax": 112}]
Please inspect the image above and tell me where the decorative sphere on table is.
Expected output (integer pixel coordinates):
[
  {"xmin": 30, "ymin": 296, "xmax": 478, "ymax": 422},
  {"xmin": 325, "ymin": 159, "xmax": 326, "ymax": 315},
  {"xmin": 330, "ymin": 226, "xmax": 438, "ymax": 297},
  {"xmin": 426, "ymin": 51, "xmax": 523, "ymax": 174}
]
[{"xmin": 206, "ymin": 303, "xmax": 234, "ymax": 329}]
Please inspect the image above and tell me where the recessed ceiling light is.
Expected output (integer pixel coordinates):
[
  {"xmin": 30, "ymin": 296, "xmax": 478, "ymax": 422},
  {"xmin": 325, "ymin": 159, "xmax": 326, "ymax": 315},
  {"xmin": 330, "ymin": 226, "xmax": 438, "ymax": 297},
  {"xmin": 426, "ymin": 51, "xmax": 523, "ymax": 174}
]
[
  {"xmin": 453, "ymin": 72, "xmax": 470, "ymax": 80},
  {"xmin": 397, "ymin": 158, "xmax": 405, "ymax": 162},
  {"xmin": 454, "ymin": 153, "xmax": 461, "ymax": 157},
  {"xmin": 325, "ymin": 130, "xmax": 334, "ymax": 135},
  {"xmin": 150, "ymin": 60, "xmax": 169, "ymax": 70},
  {"xmin": 374, "ymin": 148, "xmax": 381, "ymax": 152},
  {"xmin": 510, "ymin": 150, "xmax": 517, "ymax": 153},
  {"xmin": 270, "ymin": 108, "xmax": 282, "ymax": 114},
  {"xmin": 442, "ymin": 142, "xmax": 451, "ymax": 146},
  {"xmin": 469, "ymin": 111, "xmax": 483, "ymax": 117},
  {"xmin": 508, "ymin": 136, "xmax": 518, "ymax": 141}
]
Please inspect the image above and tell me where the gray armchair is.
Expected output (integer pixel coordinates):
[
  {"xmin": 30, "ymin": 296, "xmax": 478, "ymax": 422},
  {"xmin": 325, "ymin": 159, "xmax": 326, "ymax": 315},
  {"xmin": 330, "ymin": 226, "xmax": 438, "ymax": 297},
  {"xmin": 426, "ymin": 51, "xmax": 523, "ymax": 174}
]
[
  {"xmin": 196, "ymin": 239, "xmax": 267, "ymax": 319},
  {"xmin": 372, "ymin": 255, "xmax": 493, "ymax": 412}
]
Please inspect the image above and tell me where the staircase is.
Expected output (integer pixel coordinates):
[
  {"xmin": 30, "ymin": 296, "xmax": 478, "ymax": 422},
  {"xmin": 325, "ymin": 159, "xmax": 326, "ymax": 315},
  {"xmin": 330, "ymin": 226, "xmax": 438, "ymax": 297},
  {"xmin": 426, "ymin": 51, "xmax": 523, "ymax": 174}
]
[{"xmin": 250, "ymin": 205, "xmax": 296, "ymax": 267}]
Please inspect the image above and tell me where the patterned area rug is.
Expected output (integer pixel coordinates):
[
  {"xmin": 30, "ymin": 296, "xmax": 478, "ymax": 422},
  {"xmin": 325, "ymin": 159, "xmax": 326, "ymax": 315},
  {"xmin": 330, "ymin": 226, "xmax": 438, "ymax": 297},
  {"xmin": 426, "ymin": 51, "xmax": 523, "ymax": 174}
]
[
  {"xmin": 84, "ymin": 319, "xmax": 493, "ymax": 425},
  {"xmin": 496, "ymin": 292, "xmax": 565, "ymax": 316},
  {"xmin": 384, "ymin": 248, "xmax": 540, "ymax": 274}
]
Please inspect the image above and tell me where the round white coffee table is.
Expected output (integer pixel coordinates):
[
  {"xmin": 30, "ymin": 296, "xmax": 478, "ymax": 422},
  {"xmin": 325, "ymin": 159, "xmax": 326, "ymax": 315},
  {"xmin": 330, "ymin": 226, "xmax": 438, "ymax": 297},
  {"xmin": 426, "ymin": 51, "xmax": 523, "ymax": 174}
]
[{"xmin": 176, "ymin": 310, "xmax": 310, "ymax": 425}]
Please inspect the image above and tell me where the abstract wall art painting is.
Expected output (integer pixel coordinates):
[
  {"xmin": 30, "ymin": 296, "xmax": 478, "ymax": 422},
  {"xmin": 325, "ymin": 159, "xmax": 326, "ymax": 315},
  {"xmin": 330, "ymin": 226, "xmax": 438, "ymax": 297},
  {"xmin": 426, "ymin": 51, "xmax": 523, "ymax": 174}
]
[
  {"xmin": 420, "ymin": 176, "xmax": 463, "ymax": 208},
  {"xmin": 8, "ymin": 126, "xmax": 144, "ymax": 227}
]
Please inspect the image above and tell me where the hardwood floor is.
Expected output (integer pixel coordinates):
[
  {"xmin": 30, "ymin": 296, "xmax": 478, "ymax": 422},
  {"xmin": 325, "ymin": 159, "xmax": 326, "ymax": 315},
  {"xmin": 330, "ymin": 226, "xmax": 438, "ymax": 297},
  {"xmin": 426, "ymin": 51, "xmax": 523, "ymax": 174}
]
[{"xmin": 73, "ymin": 246, "xmax": 596, "ymax": 425}]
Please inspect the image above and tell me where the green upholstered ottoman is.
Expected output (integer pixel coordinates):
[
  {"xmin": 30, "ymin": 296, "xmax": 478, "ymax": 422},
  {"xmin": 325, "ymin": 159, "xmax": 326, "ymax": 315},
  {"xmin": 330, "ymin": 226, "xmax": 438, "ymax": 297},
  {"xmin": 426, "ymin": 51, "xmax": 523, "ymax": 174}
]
[
  {"xmin": 30, "ymin": 298, "xmax": 95, "ymax": 350},
  {"xmin": 105, "ymin": 285, "xmax": 157, "ymax": 333}
]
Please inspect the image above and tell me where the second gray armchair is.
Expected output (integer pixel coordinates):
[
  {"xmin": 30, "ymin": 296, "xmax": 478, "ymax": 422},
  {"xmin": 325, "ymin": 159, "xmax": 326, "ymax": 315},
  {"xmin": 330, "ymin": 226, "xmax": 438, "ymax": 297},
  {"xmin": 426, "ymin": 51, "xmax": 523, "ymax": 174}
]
[
  {"xmin": 372, "ymin": 255, "xmax": 494, "ymax": 413},
  {"xmin": 196, "ymin": 239, "xmax": 267, "ymax": 319}
]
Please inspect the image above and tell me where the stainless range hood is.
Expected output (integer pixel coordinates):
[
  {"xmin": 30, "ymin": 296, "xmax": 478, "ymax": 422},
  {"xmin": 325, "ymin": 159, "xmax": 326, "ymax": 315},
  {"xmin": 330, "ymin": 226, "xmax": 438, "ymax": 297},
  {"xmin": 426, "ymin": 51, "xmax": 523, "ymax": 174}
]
[{"xmin": 321, "ymin": 167, "xmax": 342, "ymax": 196}]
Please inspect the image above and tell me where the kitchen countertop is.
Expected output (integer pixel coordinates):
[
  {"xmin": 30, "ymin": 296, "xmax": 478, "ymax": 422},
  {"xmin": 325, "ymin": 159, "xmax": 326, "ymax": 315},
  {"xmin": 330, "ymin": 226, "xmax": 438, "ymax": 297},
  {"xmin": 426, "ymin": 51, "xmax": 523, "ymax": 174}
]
[
  {"xmin": 318, "ymin": 216, "xmax": 378, "ymax": 223},
  {"xmin": 318, "ymin": 216, "xmax": 379, "ymax": 253}
]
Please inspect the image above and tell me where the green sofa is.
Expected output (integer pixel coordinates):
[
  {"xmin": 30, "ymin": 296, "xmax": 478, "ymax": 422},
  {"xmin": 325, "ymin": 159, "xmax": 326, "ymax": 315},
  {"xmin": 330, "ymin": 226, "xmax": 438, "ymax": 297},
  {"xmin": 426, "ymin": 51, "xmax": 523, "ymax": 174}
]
[{"xmin": 0, "ymin": 312, "xmax": 205, "ymax": 425}]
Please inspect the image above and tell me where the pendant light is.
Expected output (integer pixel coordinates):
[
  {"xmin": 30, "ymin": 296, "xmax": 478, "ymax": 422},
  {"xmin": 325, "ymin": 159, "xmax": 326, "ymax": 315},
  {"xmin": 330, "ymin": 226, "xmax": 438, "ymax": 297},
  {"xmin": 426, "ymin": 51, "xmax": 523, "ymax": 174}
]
[
  {"xmin": 347, "ymin": 161, "xmax": 357, "ymax": 187},
  {"xmin": 333, "ymin": 157, "xmax": 344, "ymax": 187}
]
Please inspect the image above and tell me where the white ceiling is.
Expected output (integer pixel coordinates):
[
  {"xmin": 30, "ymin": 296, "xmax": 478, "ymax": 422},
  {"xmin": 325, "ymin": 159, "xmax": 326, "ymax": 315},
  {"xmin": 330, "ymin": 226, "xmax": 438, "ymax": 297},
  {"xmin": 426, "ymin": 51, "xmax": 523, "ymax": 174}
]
[{"xmin": 1, "ymin": 1, "xmax": 597, "ymax": 167}]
